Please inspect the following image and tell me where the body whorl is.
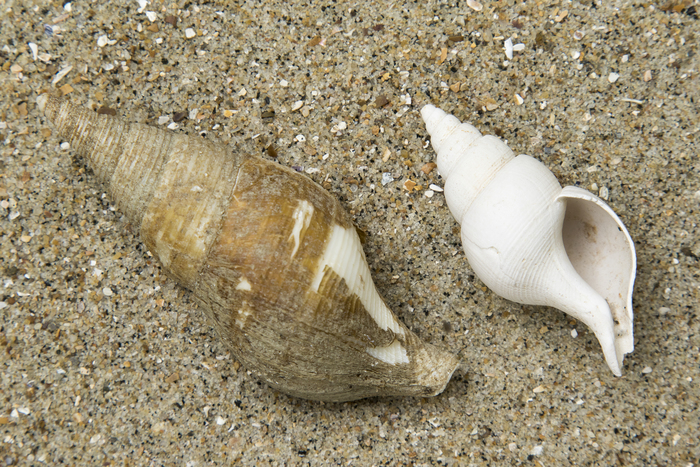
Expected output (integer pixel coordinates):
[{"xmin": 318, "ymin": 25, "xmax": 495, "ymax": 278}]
[{"xmin": 39, "ymin": 94, "xmax": 458, "ymax": 401}]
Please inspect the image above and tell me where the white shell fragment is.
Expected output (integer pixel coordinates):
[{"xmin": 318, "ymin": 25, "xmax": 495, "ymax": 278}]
[
  {"xmin": 51, "ymin": 65, "xmax": 73, "ymax": 85},
  {"xmin": 504, "ymin": 38, "xmax": 514, "ymax": 59},
  {"xmin": 28, "ymin": 42, "xmax": 38, "ymax": 61},
  {"xmin": 421, "ymin": 104, "xmax": 637, "ymax": 376}
]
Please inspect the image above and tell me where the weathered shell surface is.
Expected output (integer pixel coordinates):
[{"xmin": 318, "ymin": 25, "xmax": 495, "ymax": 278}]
[
  {"xmin": 422, "ymin": 104, "xmax": 636, "ymax": 376},
  {"xmin": 39, "ymin": 95, "xmax": 459, "ymax": 402}
]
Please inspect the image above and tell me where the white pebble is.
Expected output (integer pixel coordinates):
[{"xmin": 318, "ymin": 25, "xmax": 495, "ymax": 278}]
[
  {"xmin": 642, "ymin": 366, "xmax": 652, "ymax": 374},
  {"xmin": 381, "ymin": 173, "xmax": 394, "ymax": 186},
  {"xmin": 429, "ymin": 184, "xmax": 444, "ymax": 192},
  {"xmin": 514, "ymin": 93, "xmax": 524, "ymax": 105},
  {"xmin": 294, "ymin": 134, "xmax": 306, "ymax": 143},
  {"xmin": 97, "ymin": 35, "xmax": 109, "ymax": 47},
  {"xmin": 424, "ymin": 190, "xmax": 434, "ymax": 198},
  {"xmin": 599, "ymin": 186, "xmax": 609, "ymax": 200},
  {"xmin": 102, "ymin": 287, "xmax": 113, "ymax": 296},
  {"xmin": 157, "ymin": 116, "xmax": 170, "ymax": 125},
  {"xmin": 167, "ymin": 122, "xmax": 179, "ymax": 130},
  {"xmin": 608, "ymin": 72, "xmax": 620, "ymax": 83},
  {"xmin": 571, "ymin": 329, "xmax": 578, "ymax": 338},
  {"xmin": 216, "ymin": 416, "xmax": 227, "ymax": 426},
  {"xmin": 279, "ymin": 79, "xmax": 289, "ymax": 87},
  {"xmin": 531, "ymin": 445, "xmax": 543, "ymax": 456},
  {"xmin": 145, "ymin": 11, "xmax": 157, "ymax": 22},
  {"xmin": 291, "ymin": 100, "xmax": 304, "ymax": 111},
  {"xmin": 60, "ymin": 141, "xmax": 71, "ymax": 150},
  {"xmin": 185, "ymin": 28, "xmax": 196, "ymax": 39},
  {"xmin": 64, "ymin": 2, "xmax": 72, "ymax": 12},
  {"xmin": 513, "ymin": 43, "xmax": 525, "ymax": 52}
]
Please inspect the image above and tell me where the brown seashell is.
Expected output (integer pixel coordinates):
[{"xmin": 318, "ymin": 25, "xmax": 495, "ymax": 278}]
[{"xmin": 38, "ymin": 94, "xmax": 459, "ymax": 402}]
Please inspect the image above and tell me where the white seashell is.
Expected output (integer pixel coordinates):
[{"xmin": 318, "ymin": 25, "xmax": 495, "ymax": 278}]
[{"xmin": 421, "ymin": 104, "xmax": 636, "ymax": 376}]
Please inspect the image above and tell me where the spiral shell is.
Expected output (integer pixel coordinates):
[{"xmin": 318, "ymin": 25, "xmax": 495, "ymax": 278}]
[
  {"xmin": 422, "ymin": 104, "xmax": 636, "ymax": 376},
  {"xmin": 38, "ymin": 94, "xmax": 459, "ymax": 402}
]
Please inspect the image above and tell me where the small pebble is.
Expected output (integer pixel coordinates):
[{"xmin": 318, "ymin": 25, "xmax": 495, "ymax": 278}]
[
  {"xmin": 467, "ymin": 0, "xmax": 483, "ymax": 11},
  {"xmin": 102, "ymin": 287, "xmax": 113, "ymax": 296},
  {"xmin": 429, "ymin": 184, "xmax": 443, "ymax": 192},
  {"xmin": 382, "ymin": 148, "xmax": 391, "ymax": 162},
  {"xmin": 280, "ymin": 79, "xmax": 289, "ymax": 87},
  {"xmin": 642, "ymin": 366, "xmax": 653, "ymax": 374},
  {"xmin": 381, "ymin": 173, "xmax": 394, "ymax": 186},
  {"xmin": 571, "ymin": 329, "xmax": 578, "ymax": 338},
  {"xmin": 424, "ymin": 190, "xmax": 434, "ymax": 198},
  {"xmin": 185, "ymin": 28, "xmax": 196, "ymax": 39},
  {"xmin": 608, "ymin": 72, "xmax": 620, "ymax": 83}
]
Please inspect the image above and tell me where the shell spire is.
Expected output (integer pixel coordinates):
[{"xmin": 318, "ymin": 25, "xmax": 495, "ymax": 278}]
[
  {"xmin": 39, "ymin": 94, "xmax": 459, "ymax": 401},
  {"xmin": 422, "ymin": 104, "xmax": 636, "ymax": 376}
]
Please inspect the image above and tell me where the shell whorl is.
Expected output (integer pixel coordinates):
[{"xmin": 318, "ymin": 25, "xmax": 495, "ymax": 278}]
[
  {"xmin": 421, "ymin": 105, "xmax": 522, "ymax": 224},
  {"xmin": 41, "ymin": 94, "xmax": 247, "ymax": 288},
  {"xmin": 41, "ymin": 94, "xmax": 459, "ymax": 401}
]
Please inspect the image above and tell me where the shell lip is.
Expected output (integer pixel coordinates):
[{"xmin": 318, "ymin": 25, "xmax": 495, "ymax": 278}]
[{"xmin": 557, "ymin": 185, "xmax": 637, "ymax": 373}]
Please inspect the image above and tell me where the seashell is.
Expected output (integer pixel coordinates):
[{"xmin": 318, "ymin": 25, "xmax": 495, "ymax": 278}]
[
  {"xmin": 421, "ymin": 104, "xmax": 636, "ymax": 376},
  {"xmin": 38, "ymin": 94, "xmax": 459, "ymax": 402}
]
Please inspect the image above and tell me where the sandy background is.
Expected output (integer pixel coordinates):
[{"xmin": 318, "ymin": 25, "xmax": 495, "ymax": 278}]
[{"xmin": 1, "ymin": 0, "xmax": 699, "ymax": 465}]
